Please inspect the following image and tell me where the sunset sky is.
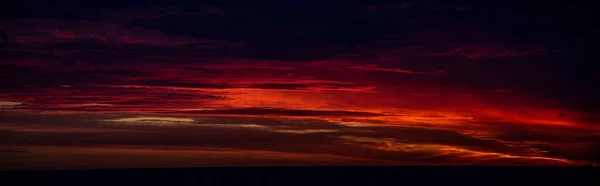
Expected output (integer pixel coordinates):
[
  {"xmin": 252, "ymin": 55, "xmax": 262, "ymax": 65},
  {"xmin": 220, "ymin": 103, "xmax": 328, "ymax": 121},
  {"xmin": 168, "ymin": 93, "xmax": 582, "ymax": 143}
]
[{"xmin": 0, "ymin": 0, "xmax": 598, "ymax": 170}]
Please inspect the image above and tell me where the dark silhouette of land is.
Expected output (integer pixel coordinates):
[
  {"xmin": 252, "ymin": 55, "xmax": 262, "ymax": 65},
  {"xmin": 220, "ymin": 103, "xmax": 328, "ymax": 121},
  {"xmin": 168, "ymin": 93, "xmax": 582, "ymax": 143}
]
[{"xmin": 1, "ymin": 166, "xmax": 598, "ymax": 186}]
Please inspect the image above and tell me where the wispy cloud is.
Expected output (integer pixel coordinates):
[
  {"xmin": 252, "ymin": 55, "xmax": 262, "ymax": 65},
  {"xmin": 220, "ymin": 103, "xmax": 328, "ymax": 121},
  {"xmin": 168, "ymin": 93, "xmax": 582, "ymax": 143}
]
[
  {"xmin": 56, "ymin": 103, "xmax": 115, "ymax": 108},
  {"xmin": 347, "ymin": 64, "xmax": 443, "ymax": 74},
  {"xmin": 338, "ymin": 136, "xmax": 573, "ymax": 164},
  {"xmin": 194, "ymin": 123, "xmax": 339, "ymax": 134},
  {"xmin": 104, "ymin": 116, "xmax": 195, "ymax": 126},
  {"xmin": 0, "ymin": 124, "xmax": 150, "ymax": 133},
  {"xmin": 0, "ymin": 101, "xmax": 24, "ymax": 109},
  {"xmin": 480, "ymin": 89, "xmax": 516, "ymax": 93},
  {"xmin": 101, "ymin": 116, "xmax": 340, "ymax": 134}
]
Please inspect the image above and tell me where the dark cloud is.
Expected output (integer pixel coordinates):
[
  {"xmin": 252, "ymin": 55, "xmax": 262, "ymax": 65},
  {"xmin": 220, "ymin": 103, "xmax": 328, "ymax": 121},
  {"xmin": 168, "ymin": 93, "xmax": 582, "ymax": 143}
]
[
  {"xmin": 422, "ymin": 45, "xmax": 546, "ymax": 59},
  {"xmin": 245, "ymin": 83, "xmax": 372, "ymax": 91},
  {"xmin": 0, "ymin": 29, "xmax": 7, "ymax": 42},
  {"xmin": 247, "ymin": 83, "xmax": 310, "ymax": 90},
  {"xmin": 0, "ymin": 149, "xmax": 28, "ymax": 153},
  {"xmin": 0, "ymin": 65, "xmax": 155, "ymax": 89},
  {"xmin": 347, "ymin": 64, "xmax": 443, "ymax": 74},
  {"xmin": 199, "ymin": 6, "xmax": 225, "ymax": 16},
  {"xmin": 133, "ymin": 79, "xmax": 230, "ymax": 89},
  {"xmin": 177, "ymin": 108, "xmax": 392, "ymax": 118}
]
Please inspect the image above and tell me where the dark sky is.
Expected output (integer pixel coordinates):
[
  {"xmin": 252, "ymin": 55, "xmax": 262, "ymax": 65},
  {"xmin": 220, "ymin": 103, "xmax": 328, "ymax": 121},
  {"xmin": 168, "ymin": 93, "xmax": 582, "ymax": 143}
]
[{"xmin": 0, "ymin": 0, "xmax": 598, "ymax": 169}]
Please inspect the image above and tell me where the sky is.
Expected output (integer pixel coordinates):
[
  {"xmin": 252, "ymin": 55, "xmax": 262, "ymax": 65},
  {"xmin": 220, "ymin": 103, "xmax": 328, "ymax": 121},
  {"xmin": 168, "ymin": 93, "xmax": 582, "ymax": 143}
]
[{"xmin": 0, "ymin": 0, "xmax": 598, "ymax": 170}]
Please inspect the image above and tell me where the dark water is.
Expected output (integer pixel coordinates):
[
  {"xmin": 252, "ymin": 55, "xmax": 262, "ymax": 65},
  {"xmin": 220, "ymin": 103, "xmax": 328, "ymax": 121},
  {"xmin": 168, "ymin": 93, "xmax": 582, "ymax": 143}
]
[{"xmin": 1, "ymin": 166, "xmax": 598, "ymax": 186}]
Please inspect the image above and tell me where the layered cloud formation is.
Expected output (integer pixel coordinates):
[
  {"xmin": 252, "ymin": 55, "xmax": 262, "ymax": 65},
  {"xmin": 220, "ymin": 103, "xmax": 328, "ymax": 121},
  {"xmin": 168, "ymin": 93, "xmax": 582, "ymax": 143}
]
[{"xmin": 0, "ymin": 0, "xmax": 598, "ymax": 169}]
